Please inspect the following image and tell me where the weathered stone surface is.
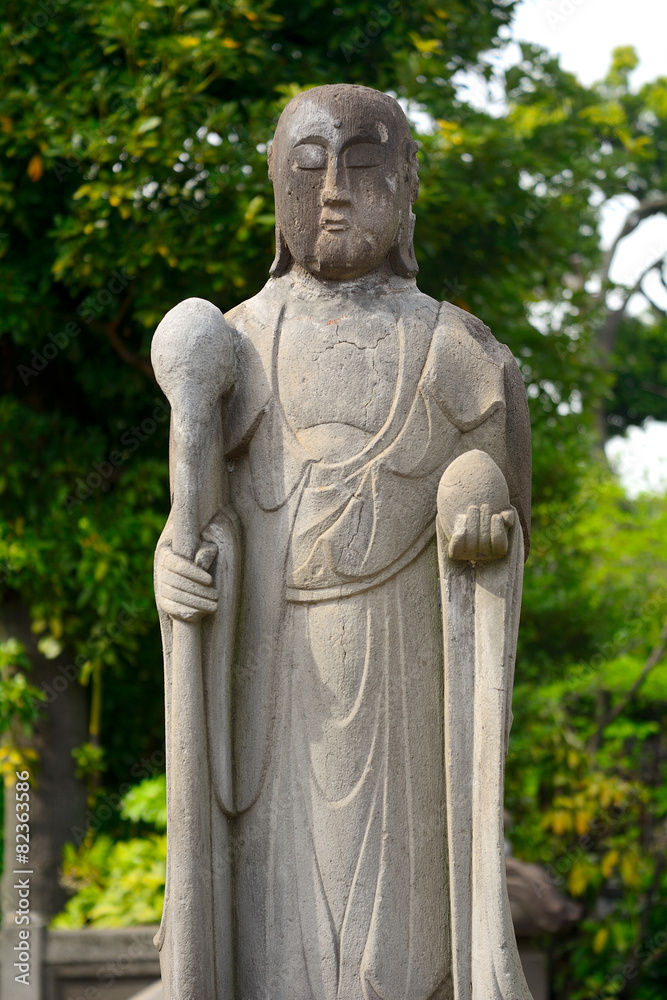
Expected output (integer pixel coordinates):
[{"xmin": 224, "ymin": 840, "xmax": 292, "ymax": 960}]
[{"xmin": 153, "ymin": 83, "xmax": 533, "ymax": 1000}]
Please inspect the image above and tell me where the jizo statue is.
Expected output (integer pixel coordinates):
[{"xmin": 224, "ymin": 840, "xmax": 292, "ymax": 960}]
[{"xmin": 152, "ymin": 84, "xmax": 533, "ymax": 1000}]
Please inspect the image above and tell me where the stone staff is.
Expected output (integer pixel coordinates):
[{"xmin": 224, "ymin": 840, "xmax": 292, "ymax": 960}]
[
  {"xmin": 437, "ymin": 449, "xmax": 531, "ymax": 1000},
  {"xmin": 151, "ymin": 298, "xmax": 236, "ymax": 1000}
]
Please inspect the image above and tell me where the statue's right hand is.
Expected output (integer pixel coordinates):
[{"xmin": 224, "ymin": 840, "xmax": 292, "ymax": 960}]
[{"xmin": 156, "ymin": 541, "xmax": 219, "ymax": 623}]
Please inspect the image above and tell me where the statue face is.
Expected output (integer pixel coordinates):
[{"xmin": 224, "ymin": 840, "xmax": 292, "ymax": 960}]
[{"xmin": 270, "ymin": 90, "xmax": 412, "ymax": 280}]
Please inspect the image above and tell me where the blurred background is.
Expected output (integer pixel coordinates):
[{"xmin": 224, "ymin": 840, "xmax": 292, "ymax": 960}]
[{"xmin": 1, "ymin": 1, "xmax": 666, "ymax": 997}]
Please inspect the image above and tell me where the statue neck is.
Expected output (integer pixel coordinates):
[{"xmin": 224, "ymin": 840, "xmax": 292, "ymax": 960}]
[{"xmin": 284, "ymin": 261, "xmax": 416, "ymax": 298}]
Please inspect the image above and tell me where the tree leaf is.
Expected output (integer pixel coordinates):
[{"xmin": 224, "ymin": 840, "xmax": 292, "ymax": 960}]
[{"xmin": 136, "ymin": 116, "xmax": 162, "ymax": 135}]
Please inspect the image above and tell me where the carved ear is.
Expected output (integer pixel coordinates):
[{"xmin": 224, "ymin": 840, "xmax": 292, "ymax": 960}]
[
  {"xmin": 267, "ymin": 141, "xmax": 274, "ymax": 182},
  {"xmin": 388, "ymin": 210, "xmax": 418, "ymax": 278},
  {"xmin": 388, "ymin": 139, "xmax": 419, "ymax": 278},
  {"xmin": 407, "ymin": 139, "xmax": 420, "ymax": 203},
  {"xmin": 269, "ymin": 221, "xmax": 292, "ymax": 277}
]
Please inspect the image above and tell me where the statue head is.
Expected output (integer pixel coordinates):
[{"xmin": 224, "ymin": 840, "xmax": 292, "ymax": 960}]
[{"xmin": 267, "ymin": 84, "xmax": 419, "ymax": 281}]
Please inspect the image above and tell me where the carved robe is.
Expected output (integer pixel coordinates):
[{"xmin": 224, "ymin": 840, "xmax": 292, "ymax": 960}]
[{"xmin": 157, "ymin": 270, "xmax": 531, "ymax": 1000}]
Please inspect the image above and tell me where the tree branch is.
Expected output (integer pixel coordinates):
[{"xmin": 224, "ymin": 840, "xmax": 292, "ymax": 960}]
[
  {"xmin": 599, "ymin": 194, "xmax": 667, "ymax": 292},
  {"xmin": 596, "ymin": 255, "xmax": 666, "ymax": 357},
  {"xmin": 99, "ymin": 321, "xmax": 155, "ymax": 381},
  {"xmin": 639, "ymin": 382, "xmax": 667, "ymax": 400},
  {"xmin": 90, "ymin": 292, "xmax": 155, "ymax": 381},
  {"xmin": 112, "ymin": 288, "xmax": 133, "ymax": 329},
  {"xmin": 660, "ymin": 262, "xmax": 667, "ymax": 297},
  {"xmin": 640, "ymin": 288, "xmax": 667, "ymax": 317},
  {"xmin": 633, "ymin": 256, "xmax": 667, "ymax": 317},
  {"xmin": 588, "ymin": 621, "xmax": 667, "ymax": 751}
]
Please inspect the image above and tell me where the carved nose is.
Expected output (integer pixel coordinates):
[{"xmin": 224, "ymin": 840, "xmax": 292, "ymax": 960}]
[
  {"xmin": 321, "ymin": 158, "xmax": 352, "ymax": 207},
  {"xmin": 321, "ymin": 184, "xmax": 353, "ymax": 207}
]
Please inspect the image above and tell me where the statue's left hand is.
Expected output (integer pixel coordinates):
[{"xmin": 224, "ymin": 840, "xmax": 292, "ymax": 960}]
[
  {"xmin": 448, "ymin": 504, "xmax": 514, "ymax": 562},
  {"xmin": 156, "ymin": 539, "xmax": 219, "ymax": 622}
]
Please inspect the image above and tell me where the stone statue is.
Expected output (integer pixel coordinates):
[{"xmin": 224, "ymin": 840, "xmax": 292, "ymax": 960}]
[{"xmin": 152, "ymin": 83, "xmax": 533, "ymax": 1000}]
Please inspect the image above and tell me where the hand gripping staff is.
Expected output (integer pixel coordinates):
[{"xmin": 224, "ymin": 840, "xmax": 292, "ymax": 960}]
[{"xmin": 151, "ymin": 298, "xmax": 236, "ymax": 1000}]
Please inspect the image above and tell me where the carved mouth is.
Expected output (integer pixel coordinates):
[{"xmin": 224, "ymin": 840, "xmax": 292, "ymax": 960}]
[{"xmin": 320, "ymin": 214, "xmax": 350, "ymax": 232}]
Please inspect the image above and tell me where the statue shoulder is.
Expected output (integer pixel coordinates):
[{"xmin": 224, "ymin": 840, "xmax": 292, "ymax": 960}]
[
  {"xmin": 423, "ymin": 302, "xmax": 531, "ymax": 556},
  {"xmin": 434, "ymin": 300, "xmax": 514, "ymax": 368},
  {"xmin": 421, "ymin": 301, "xmax": 507, "ymax": 433},
  {"xmin": 429, "ymin": 299, "xmax": 531, "ymax": 412},
  {"xmin": 224, "ymin": 281, "xmax": 279, "ymax": 348},
  {"xmin": 222, "ymin": 281, "xmax": 286, "ymax": 457},
  {"xmin": 427, "ymin": 300, "xmax": 532, "ymax": 556}
]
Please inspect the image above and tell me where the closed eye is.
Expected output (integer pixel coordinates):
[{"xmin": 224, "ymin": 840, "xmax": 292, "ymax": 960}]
[
  {"xmin": 344, "ymin": 143, "xmax": 385, "ymax": 168},
  {"xmin": 293, "ymin": 143, "xmax": 327, "ymax": 170}
]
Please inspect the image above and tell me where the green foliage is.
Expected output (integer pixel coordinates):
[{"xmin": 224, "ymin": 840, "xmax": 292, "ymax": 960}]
[
  {"xmin": 53, "ymin": 832, "xmax": 166, "ymax": 928},
  {"xmin": 0, "ymin": 0, "xmax": 516, "ymax": 354},
  {"xmin": 509, "ymin": 471, "xmax": 667, "ymax": 998},
  {"xmin": 71, "ymin": 741, "xmax": 106, "ymax": 781},
  {"xmin": 608, "ymin": 315, "xmax": 667, "ymax": 430},
  {"xmin": 0, "ymin": 638, "xmax": 45, "ymax": 779},
  {"xmin": 0, "ymin": 638, "xmax": 45, "ymax": 736},
  {"xmin": 53, "ymin": 773, "xmax": 166, "ymax": 928},
  {"xmin": 0, "ymin": 393, "xmax": 168, "ymax": 778},
  {"xmin": 0, "ymin": 1, "xmax": 666, "ymax": 995},
  {"xmin": 0, "ymin": 0, "xmax": 524, "ymax": 787},
  {"xmin": 121, "ymin": 773, "xmax": 167, "ymax": 830}
]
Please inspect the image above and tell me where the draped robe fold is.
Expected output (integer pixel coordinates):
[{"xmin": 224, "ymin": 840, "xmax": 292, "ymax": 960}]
[{"xmin": 156, "ymin": 271, "xmax": 532, "ymax": 1000}]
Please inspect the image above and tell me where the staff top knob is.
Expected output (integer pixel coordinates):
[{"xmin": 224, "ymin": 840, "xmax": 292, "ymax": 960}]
[{"xmin": 151, "ymin": 297, "xmax": 235, "ymax": 419}]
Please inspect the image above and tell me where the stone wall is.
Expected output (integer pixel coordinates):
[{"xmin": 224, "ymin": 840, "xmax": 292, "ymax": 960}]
[{"xmin": 1, "ymin": 925, "xmax": 159, "ymax": 1000}]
